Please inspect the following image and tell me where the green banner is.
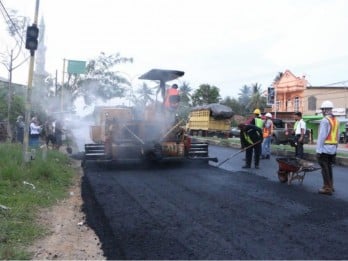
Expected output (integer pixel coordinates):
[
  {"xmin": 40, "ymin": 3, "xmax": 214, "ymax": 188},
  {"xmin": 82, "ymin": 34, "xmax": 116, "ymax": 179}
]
[{"xmin": 67, "ymin": 60, "xmax": 86, "ymax": 74}]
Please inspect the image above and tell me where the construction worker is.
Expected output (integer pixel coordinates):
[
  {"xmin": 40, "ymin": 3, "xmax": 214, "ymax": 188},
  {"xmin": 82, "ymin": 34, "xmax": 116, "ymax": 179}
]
[
  {"xmin": 316, "ymin": 100, "xmax": 339, "ymax": 195},
  {"xmin": 238, "ymin": 123, "xmax": 263, "ymax": 169},
  {"xmin": 164, "ymin": 83, "xmax": 180, "ymax": 111},
  {"xmin": 261, "ymin": 112, "xmax": 273, "ymax": 159},
  {"xmin": 293, "ymin": 111, "xmax": 306, "ymax": 159},
  {"xmin": 250, "ymin": 108, "xmax": 264, "ymax": 129}
]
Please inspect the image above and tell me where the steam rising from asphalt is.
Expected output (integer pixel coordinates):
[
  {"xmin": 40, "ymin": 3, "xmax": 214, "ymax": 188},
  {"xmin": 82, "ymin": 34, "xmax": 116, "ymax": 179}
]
[
  {"xmin": 67, "ymin": 97, "xmax": 176, "ymax": 153},
  {"xmin": 31, "ymin": 75, "xmax": 176, "ymax": 153}
]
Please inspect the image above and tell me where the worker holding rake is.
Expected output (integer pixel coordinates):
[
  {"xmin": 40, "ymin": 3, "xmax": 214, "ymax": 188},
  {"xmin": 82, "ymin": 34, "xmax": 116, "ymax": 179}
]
[{"xmin": 238, "ymin": 123, "xmax": 263, "ymax": 169}]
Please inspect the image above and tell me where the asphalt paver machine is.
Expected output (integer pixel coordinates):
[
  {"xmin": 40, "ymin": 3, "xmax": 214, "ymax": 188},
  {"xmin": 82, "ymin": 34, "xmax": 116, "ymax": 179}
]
[{"xmin": 82, "ymin": 69, "xmax": 217, "ymax": 167}]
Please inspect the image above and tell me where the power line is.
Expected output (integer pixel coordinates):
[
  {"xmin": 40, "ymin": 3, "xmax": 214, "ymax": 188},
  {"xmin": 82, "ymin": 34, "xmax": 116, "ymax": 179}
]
[{"xmin": 0, "ymin": 0, "xmax": 25, "ymax": 48}]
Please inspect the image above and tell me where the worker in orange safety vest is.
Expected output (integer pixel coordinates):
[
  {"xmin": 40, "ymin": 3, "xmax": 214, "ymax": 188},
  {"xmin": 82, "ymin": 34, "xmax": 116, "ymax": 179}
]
[
  {"xmin": 164, "ymin": 83, "xmax": 180, "ymax": 111},
  {"xmin": 261, "ymin": 112, "xmax": 273, "ymax": 159}
]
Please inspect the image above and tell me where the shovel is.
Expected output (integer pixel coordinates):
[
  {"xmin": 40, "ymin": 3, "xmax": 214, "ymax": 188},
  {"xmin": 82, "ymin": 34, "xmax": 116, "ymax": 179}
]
[{"xmin": 217, "ymin": 140, "xmax": 261, "ymax": 167}]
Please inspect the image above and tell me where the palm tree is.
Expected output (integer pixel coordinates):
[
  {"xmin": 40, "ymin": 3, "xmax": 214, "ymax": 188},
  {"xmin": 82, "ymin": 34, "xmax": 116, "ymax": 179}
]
[
  {"xmin": 136, "ymin": 82, "xmax": 154, "ymax": 106},
  {"xmin": 179, "ymin": 81, "xmax": 192, "ymax": 105},
  {"xmin": 221, "ymin": 96, "xmax": 243, "ymax": 115},
  {"xmin": 247, "ymin": 83, "xmax": 267, "ymax": 112},
  {"xmin": 238, "ymin": 85, "xmax": 251, "ymax": 110}
]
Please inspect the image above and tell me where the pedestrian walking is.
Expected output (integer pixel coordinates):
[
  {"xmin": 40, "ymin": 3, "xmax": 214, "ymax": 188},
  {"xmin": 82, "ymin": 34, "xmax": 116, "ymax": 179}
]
[
  {"xmin": 316, "ymin": 100, "xmax": 339, "ymax": 195},
  {"xmin": 293, "ymin": 111, "xmax": 306, "ymax": 159},
  {"xmin": 261, "ymin": 112, "xmax": 273, "ymax": 159},
  {"xmin": 238, "ymin": 123, "xmax": 263, "ymax": 169}
]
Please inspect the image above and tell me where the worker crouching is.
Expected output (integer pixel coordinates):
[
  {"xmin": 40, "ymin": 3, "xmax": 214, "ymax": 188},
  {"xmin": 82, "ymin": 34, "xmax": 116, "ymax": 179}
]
[{"xmin": 238, "ymin": 123, "xmax": 263, "ymax": 169}]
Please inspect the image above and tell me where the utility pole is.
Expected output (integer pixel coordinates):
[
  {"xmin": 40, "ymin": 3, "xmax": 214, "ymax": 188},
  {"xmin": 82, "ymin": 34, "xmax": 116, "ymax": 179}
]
[
  {"xmin": 6, "ymin": 49, "xmax": 13, "ymax": 141},
  {"xmin": 60, "ymin": 58, "xmax": 66, "ymax": 114},
  {"xmin": 22, "ymin": 0, "xmax": 40, "ymax": 162},
  {"xmin": 274, "ymin": 87, "xmax": 277, "ymax": 119}
]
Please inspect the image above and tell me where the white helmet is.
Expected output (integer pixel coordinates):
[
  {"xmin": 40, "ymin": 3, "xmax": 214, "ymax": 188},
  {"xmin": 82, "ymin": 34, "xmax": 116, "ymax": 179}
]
[
  {"xmin": 265, "ymin": 112, "xmax": 272, "ymax": 118},
  {"xmin": 320, "ymin": 100, "xmax": 334, "ymax": 109}
]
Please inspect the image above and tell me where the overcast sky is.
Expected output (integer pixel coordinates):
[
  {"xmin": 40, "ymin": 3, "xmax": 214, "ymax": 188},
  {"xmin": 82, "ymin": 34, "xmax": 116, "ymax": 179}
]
[{"xmin": 1, "ymin": 0, "xmax": 348, "ymax": 99}]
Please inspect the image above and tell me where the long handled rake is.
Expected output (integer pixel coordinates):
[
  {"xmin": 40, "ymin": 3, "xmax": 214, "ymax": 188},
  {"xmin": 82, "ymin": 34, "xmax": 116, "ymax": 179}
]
[{"xmin": 217, "ymin": 140, "xmax": 261, "ymax": 167}]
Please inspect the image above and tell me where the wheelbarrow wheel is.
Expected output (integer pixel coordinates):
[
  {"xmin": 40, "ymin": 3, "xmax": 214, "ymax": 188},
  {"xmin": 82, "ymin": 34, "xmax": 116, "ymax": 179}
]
[{"xmin": 278, "ymin": 170, "xmax": 288, "ymax": 183}]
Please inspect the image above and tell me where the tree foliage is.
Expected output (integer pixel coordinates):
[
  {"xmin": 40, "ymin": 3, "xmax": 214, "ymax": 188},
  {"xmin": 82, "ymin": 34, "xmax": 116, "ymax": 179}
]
[
  {"xmin": 67, "ymin": 52, "xmax": 133, "ymax": 106},
  {"xmin": 246, "ymin": 83, "xmax": 266, "ymax": 112},
  {"xmin": 135, "ymin": 82, "xmax": 154, "ymax": 107},
  {"xmin": 175, "ymin": 81, "xmax": 193, "ymax": 120},
  {"xmin": 179, "ymin": 81, "xmax": 192, "ymax": 105},
  {"xmin": 237, "ymin": 83, "xmax": 266, "ymax": 115},
  {"xmin": 191, "ymin": 84, "xmax": 221, "ymax": 106},
  {"xmin": 0, "ymin": 87, "xmax": 25, "ymax": 123},
  {"xmin": 221, "ymin": 96, "xmax": 243, "ymax": 115}
]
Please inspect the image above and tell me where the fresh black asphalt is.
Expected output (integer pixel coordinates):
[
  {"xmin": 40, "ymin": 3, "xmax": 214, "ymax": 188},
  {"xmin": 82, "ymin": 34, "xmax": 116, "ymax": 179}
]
[{"xmin": 81, "ymin": 158, "xmax": 348, "ymax": 260}]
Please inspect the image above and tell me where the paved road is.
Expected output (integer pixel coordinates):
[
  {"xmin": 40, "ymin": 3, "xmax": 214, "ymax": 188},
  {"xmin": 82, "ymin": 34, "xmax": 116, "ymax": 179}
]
[
  {"xmin": 208, "ymin": 145, "xmax": 348, "ymax": 201},
  {"xmin": 81, "ymin": 152, "xmax": 348, "ymax": 260}
]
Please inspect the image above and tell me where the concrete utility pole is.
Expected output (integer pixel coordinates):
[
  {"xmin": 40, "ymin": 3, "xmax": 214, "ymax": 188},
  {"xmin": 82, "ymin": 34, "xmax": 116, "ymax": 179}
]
[
  {"xmin": 22, "ymin": 0, "xmax": 40, "ymax": 163},
  {"xmin": 6, "ymin": 49, "xmax": 13, "ymax": 141},
  {"xmin": 60, "ymin": 58, "xmax": 66, "ymax": 114}
]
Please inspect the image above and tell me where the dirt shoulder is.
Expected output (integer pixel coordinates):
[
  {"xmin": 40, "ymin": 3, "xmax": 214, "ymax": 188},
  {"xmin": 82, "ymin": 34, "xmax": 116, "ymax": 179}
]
[{"xmin": 28, "ymin": 159, "xmax": 105, "ymax": 260}]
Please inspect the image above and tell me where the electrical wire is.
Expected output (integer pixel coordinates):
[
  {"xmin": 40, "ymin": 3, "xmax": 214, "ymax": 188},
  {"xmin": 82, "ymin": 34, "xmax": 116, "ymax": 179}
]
[{"xmin": 0, "ymin": 0, "xmax": 25, "ymax": 48}]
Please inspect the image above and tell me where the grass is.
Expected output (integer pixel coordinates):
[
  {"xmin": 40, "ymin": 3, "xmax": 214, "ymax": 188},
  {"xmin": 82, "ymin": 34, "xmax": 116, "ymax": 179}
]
[{"xmin": 0, "ymin": 143, "xmax": 75, "ymax": 260}]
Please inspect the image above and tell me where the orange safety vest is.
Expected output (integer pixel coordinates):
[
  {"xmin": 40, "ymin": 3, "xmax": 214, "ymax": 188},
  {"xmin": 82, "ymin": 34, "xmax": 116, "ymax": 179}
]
[
  {"xmin": 325, "ymin": 116, "xmax": 339, "ymax": 144},
  {"xmin": 164, "ymin": 88, "xmax": 180, "ymax": 108},
  {"xmin": 263, "ymin": 119, "xmax": 273, "ymax": 138}
]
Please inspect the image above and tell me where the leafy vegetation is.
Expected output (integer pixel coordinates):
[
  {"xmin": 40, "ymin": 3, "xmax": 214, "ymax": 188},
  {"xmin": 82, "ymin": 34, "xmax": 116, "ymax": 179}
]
[{"xmin": 0, "ymin": 143, "xmax": 75, "ymax": 260}]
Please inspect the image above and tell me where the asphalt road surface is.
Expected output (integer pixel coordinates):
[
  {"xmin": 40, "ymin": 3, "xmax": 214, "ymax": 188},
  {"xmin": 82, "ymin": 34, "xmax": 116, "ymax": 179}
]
[{"xmin": 81, "ymin": 147, "xmax": 348, "ymax": 260}]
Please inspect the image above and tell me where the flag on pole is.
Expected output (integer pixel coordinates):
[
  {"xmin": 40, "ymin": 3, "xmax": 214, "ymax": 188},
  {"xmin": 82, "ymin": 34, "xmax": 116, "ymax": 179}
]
[{"xmin": 67, "ymin": 60, "xmax": 86, "ymax": 74}]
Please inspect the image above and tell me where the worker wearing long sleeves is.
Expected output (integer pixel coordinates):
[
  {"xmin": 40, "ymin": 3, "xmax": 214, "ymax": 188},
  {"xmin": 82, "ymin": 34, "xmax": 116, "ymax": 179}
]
[
  {"xmin": 316, "ymin": 100, "xmax": 340, "ymax": 195},
  {"xmin": 238, "ymin": 123, "xmax": 263, "ymax": 169}
]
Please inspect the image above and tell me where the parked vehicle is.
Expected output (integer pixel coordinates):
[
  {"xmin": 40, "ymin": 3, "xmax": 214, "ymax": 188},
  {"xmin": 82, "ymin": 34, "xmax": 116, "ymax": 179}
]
[
  {"xmin": 229, "ymin": 127, "xmax": 240, "ymax": 138},
  {"xmin": 271, "ymin": 118, "xmax": 310, "ymax": 145},
  {"xmin": 187, "ymin": 104, "xmax": 234, "ymax": 139}
]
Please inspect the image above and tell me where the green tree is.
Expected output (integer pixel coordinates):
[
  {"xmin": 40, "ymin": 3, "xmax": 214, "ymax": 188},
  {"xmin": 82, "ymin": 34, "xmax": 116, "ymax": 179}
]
[
  {"xmin": 135, "ymin": 82, "xmax": 154, "ymax": 107},
  {"xmin": 179, "ymin": 81, "xmax": 192, "ymax": 105},
  {"xmin": 246, "ymin": 83, "xmax": 267, "ymax": 113},
  {"xmin": 0, "ymin": 87, "xmax": 25, "ymax": 124},
  {"xmin": 238, "ymin": 85, "xmax": 251, "ymax": 110},
  {"xmin": 221, "ymin": 96, "xmax": 243, "ymax": 115},
  {"xmin": 175, "ymin": 81, "xmax": 193, "ymax": 120},
  {"xmin": 67, "ymin": 52, "xmax": 133, "ymax": 106},
  {"xmin": 1, "ymin": 9, "xmax": 29, "ymax": 139},
  {"xmin": 191, "ymin": 84, "xmax": 221, "ymax": 106}
]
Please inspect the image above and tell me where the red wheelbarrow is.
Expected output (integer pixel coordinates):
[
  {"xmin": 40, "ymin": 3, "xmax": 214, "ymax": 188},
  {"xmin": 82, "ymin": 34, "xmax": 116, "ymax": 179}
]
[{"xmin": 276, "ymin": 157, "xmax": 321, "ymax": 185}]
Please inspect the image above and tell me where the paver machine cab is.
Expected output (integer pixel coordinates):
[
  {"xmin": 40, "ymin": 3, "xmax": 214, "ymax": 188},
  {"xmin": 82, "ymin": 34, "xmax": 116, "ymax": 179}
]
[{"xmin": 82, "ymin": 69, "xmax": 218, "ymax": 166}]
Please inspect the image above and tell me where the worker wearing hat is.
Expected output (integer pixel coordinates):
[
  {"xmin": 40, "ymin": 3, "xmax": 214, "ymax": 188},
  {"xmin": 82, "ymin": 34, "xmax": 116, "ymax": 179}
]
[
  {"xmin": 261, "ymin": 112, "xmax": 273, "ymax": 159},
  {"xmin": 316, "ymin": 100, "xmax": 339, "ymax": 195},
  {"xmin": 238, "ymin": 123, "xmax": 263, "ymax": 169},
  {"xmin": 250, "ymin": 108, "xmax": 264, "ymax": 129}
]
